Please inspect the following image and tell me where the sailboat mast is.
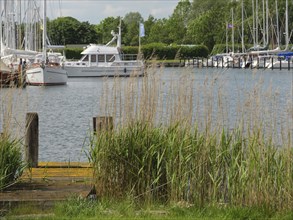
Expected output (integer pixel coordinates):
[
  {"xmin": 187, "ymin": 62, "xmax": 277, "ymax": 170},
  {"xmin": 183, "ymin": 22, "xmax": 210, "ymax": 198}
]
[
  {"xmin": 43, "ymin": 0, "xmax": 47, "ymax": 61},
  {"xmin": 275, "ymin": 0, "xmax": 280, "ymax": 48},
  {"xmin": 252, "ymin": 0, "xmax": 256, "ymax": 48},
  {"xmin": 231, "ymin": 8, "xmax": 234, "ymax": 53},
  {"xmin": 0, "ymin": 0, "xmax": 2, "ymax": 54},
  {"xmin": 262, "ymin": 0, "xmax": 266, "ymax": 46},
  {"xmin": 241, "ymin": 0, "xmax": 245, "ymax": 52},
  {"xmin": 266, "ymin": 0, "xmax": 269, "ymax": 45},
  {"xmin": 285, "ymin": 0, "xmax": 289, "ymax": 50},
  {"xmin": 255, "ymin": 0, "xmax": 258, "ymax": 46}
]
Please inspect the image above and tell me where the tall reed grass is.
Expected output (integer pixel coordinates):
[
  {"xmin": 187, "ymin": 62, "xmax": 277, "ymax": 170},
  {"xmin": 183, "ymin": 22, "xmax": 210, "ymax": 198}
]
[
  {"xmin": 91, "ymin": 67, "xmax": 292, "ymax": 210},
  {"xmin": 0, "ymin": 84, "xmax": 27, "ymax": 190},
  {"xmin": 0, "ymin": 133, "xmax": 25, "ymax": 190}
]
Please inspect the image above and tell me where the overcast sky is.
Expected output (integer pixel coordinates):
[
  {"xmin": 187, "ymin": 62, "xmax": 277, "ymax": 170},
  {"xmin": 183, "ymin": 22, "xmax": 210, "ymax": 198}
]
[{"xmin": 46, "ymin": 0, "xmax": 180, "ymax": 24}]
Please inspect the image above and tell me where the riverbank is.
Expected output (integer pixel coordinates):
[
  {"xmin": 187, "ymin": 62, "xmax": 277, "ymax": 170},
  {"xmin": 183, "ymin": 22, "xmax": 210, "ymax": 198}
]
[{"xmin": 3, "ymin": 198, "xmax": 293, "ymax": 219}]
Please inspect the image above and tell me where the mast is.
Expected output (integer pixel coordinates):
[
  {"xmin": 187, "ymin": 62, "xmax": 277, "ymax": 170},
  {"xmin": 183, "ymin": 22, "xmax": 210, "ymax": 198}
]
[
  {"xmin": 252, "ymin": 0, "xmax": 256, "ymax": 48},
  {"xmin": 275, "ymin": 0, "xmax": 280, "ymax": 48},
  {"xmin": 266, "ymin": 0, "xmax": 269, "ymax": 45},
  {"xmin": 285, "ymin": 0, "xmax": 289, "ymax": 50},
  {"xmin": 255, "ymin": 0, "xmax": 258, "ymax": 46},
  {"xmin": 0, "ymin": 0, "xmax": 2, "ymax": 54},
  {"xmin": 226, "ymin": 22, "xmax": 228, "ymax": 53},
  {"xmin": 262, "ymin": 0, "xmax": 265, "ymax": 46},
  {"xmin": 43, "ymin": 0, "xmax": 47, "ymax": 61},
  {"xmin": 231, "ymin": 8, "xmax": 234, "ymax": 53},
  {"xmin": 117, "ymin": 18, "xmax": 121, "ymax": 48},
  {"xmin": 241, "ymin": 0, "xmax": 245, "ymax": 52}
]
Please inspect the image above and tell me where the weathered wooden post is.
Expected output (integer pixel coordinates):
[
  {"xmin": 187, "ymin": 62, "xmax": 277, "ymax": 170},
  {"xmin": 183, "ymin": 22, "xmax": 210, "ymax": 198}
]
[
  {"xmin": 25, "ymin": 112, "xmax": 39, "ymax": 168},
  {"xmin": 93, "ymin": 116, "xmax": 113, "ymax": 134}
]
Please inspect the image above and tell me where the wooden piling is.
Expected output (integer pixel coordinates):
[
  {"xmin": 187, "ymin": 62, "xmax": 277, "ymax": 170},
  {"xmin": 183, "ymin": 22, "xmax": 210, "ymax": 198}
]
[
  {"xmin": 93, "ymin": 116, "xmax": 113, "ymax": 134},
  {"xmin": 25, "ymin": 112, "xmax": 39, "ymax": 168}
]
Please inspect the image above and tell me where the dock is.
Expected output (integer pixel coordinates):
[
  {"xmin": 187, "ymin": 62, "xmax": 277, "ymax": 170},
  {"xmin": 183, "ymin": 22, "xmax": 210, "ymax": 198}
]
[{"xmin": 0, "ymin": 161, "xmax": 94, "ymax": 210}]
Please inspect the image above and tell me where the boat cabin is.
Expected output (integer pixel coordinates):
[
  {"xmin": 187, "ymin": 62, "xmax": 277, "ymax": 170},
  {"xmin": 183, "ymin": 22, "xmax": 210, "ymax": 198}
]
[{"xmin": 71, "ymin": 44, "xmax": 121, "ymax": 67}]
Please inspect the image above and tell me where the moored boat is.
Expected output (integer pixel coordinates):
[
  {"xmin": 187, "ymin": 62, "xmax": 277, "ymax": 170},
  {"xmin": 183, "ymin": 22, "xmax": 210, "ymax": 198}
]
[
  {"xmin": 25, "ymin": 0, "xmax": 67, "ymax": 86},
  {"xmin": 63, "ymin": 24, "xmax": 144, "ymax": 77}
]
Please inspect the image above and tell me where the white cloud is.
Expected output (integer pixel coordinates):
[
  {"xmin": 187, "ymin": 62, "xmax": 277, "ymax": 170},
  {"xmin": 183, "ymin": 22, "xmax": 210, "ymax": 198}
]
[{"xmin": 47, "ymin": 0, "xmax": 179, "ymax": 23}]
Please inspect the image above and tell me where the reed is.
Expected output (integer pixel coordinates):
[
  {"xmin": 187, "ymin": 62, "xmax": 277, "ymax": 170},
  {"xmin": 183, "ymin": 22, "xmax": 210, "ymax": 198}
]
[
  {"xmin": 0, "ymin": 134, "xmax": 25, "ymax": 190},
  {"xmin": 90, "ymin": 67, "xmax": 292, "ymax": 210},
  {"xmin": 0, "ymin": 84, "xmax": 27, "ymax": 190}
]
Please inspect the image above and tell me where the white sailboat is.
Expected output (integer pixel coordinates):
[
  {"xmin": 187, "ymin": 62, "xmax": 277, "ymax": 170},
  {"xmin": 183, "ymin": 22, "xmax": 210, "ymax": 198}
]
[
  {"xmin": 267, "ymin": 0, "xmax": 292, "ymax": 69},
  {"xmin": 26, "ymin": 0, "xmax": 67, "ymax": 86}
]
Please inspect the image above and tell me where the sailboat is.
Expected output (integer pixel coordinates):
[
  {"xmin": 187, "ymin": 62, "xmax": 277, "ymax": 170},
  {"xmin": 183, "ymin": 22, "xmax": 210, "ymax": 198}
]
[
  {"xmin": 267, "ymin": 0, "xmax": 292, "ymax": 69},
  {"xmin": 26, "ymin": 0, "xmax": 67, "ymax": 86}
]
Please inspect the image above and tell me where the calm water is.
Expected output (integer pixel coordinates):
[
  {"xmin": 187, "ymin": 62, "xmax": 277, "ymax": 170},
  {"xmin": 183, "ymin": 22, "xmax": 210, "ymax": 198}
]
[{"xmin": 1, "ymin": 67, "xmax": 292, "ymax": 162}]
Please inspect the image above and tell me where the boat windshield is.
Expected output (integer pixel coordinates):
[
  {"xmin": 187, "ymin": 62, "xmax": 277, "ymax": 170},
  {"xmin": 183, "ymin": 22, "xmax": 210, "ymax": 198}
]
[{"xmin": 48, "ymin": 55, "xmax": 60, "ymax": 63}]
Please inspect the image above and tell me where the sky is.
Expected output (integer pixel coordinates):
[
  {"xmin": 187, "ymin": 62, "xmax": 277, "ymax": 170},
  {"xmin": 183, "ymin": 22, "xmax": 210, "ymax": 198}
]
[{"xmin": 46, "ymin": 0, "xmax": 180, "ymax": 24}]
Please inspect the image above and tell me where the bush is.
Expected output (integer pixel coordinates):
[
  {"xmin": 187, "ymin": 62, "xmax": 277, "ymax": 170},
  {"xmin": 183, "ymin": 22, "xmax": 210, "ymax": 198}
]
[{"xmin": 63, "ymin": 44, "xmax": 209, "ymax": 60}]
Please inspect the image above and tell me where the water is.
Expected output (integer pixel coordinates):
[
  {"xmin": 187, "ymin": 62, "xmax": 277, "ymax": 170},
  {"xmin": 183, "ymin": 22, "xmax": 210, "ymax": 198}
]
[{"xmin": 1, "ymin": 67, "xmax": 292, "ymax": 162}]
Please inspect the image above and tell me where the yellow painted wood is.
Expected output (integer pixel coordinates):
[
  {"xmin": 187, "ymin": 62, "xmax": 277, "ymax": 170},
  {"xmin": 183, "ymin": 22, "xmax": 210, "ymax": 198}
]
[
  {"xmin": 38, "ymin": 161, "xmax": 92, "ymax": 168},
  {"xmin": 21, "ymin": 162, "xmax": 94, "ymax": 180}
]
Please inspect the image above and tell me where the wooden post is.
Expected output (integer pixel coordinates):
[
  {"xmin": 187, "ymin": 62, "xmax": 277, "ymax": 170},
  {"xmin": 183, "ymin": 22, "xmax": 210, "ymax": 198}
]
[
  {"xmin": 25, "ymin": 112, "xmax": 39, "ymax": 168},
  {"xmin": 93, "ymin": 116, "xmax": 113, "ymax": 134}
]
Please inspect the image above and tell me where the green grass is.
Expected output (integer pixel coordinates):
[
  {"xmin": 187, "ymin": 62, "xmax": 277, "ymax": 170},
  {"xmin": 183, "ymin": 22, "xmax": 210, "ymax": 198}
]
[
  {"xmin": 5, "ymin": 197, "xmax": 293, "ymax": 219},
  {"xmin": 90, "ymin": 123, "xmax": 293, "ymax": 210},
  {"xmin": 89, "ymin": 69, "xmax": 292, "ymax": 210},
  {"xmin": 0, "ymin": 134, "xmax": 26, "ymax": 190}
]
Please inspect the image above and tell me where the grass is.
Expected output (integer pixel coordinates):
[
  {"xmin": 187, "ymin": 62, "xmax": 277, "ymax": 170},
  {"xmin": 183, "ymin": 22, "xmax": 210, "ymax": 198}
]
[
  {"xmin": 5, "ymin": 197, "xmax": 293, "ymax": 219},
  {"xmin": 0, "ymin": 83, "xmax": 27, "ymax": 190},
  {"xmin": 1, "ymin": 66, "xmax": 292, "ymax": 218},
  {"xmin": 90, "ymin": 67, "xmax": 292, "ymax": 210},
  {"xmin": 0, "ymin": 133, "xmax": 26, "ymax": 190}
]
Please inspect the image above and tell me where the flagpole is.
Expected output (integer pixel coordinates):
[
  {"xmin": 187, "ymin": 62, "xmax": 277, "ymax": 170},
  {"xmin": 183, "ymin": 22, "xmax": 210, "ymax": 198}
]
[
  {"xmin": 138, "ymin": 22, "xmax": 145, "ymax": 59},
  {"xmin": 139, "ymin": 23, "xmax": 141, "ymax": 54}
]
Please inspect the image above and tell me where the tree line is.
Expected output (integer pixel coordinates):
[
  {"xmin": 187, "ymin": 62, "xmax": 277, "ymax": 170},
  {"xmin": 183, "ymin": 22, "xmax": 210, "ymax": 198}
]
[{"xmin": 47, "ymin": 0, "xmax": 292, "ymax": 54}]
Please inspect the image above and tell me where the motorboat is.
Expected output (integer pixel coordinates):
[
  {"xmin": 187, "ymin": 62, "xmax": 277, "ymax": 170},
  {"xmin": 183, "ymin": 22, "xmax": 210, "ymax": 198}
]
[{"xmin": 63, "ymin": 24, "xmax": 144, "ymax": 77}]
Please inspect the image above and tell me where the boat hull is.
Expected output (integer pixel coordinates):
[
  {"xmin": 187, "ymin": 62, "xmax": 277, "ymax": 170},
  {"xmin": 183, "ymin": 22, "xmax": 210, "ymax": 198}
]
[
  {"xmin": 26, "ymin": 66, "xmax": 68, "ymax": 86},
  {"xmin": 64, "ymin": 64, "xmax": 144, "ymax": 77}
]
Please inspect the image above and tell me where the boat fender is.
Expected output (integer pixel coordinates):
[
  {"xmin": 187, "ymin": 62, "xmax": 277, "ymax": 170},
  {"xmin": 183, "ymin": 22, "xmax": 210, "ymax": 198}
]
[{"xmin": 124, "ymin": 67, "xmax": 127, "ymax": 73}]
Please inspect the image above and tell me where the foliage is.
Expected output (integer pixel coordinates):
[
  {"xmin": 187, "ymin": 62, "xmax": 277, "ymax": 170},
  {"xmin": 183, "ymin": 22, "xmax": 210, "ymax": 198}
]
[
  {"xmin": 45, "ymin": 0, "xmax": 293, "ymax": 54},
  {"xmin": 87, "ymin": 70, "xmax": 292, "ymax": 211},
  {"xmin": 90, "ymin": 122, "xmax": 293, "ymax": 210},
  {"xmin": 94, "ymin": 17, "xmax": 122, "ymax": 45},
  {"xmin": 63, "ymin": 44, "xmax": 208, "ymax": 60},
  {"xmin": 47, "ymin": 17, "xmax": 99, "ymax": 45},
  {"xmin": 64, "ymin": 47, "xmax": 84, "ymax": 60},
  {"xmin": 0, "ymin": 134, "xmax": 25, "ymax": 190},
  {"xmin": 9, "ymin": 197, "xmax": 292, "ymax": 219}
]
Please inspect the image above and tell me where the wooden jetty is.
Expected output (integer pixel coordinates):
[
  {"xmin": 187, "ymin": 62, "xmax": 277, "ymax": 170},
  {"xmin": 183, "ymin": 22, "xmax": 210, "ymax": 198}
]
[
  {"xmin": 182, "ymin": 56, "xmax": 293, "ymax": 70},
  {"xmin": 0, "ymin": 113, "xmax": 115, "ymax": 212},
  {"xmin": 0, "ymin": 161, "xmax": 94, "ymax": 209},
  {"xmin": 0, "ymin": 114, "xmax": 114, "ymax": 211}
]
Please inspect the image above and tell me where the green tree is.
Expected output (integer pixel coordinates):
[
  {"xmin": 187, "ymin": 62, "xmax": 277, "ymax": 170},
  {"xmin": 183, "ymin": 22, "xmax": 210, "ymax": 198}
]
[
  {"xmin": 147, "ymin": 19, "xmax": 170, "ymax": 44},
  {"xmin": 165, "ymin": 0, "xmax": 191, "ymax": 44},
  {"xmin": 186, "ymin": 8, "xmax": 226, "ymax": 51},
  {"xmin": 47, "ymin": 17, "xmax": 98, "ymax": 45},
  {"xmin": 95, "ymin": 17, "xmax": 121, "ymax": 45},
  {"xmin": 123, "ymin": 12, "xmax": 143, "ymax": 46}
]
